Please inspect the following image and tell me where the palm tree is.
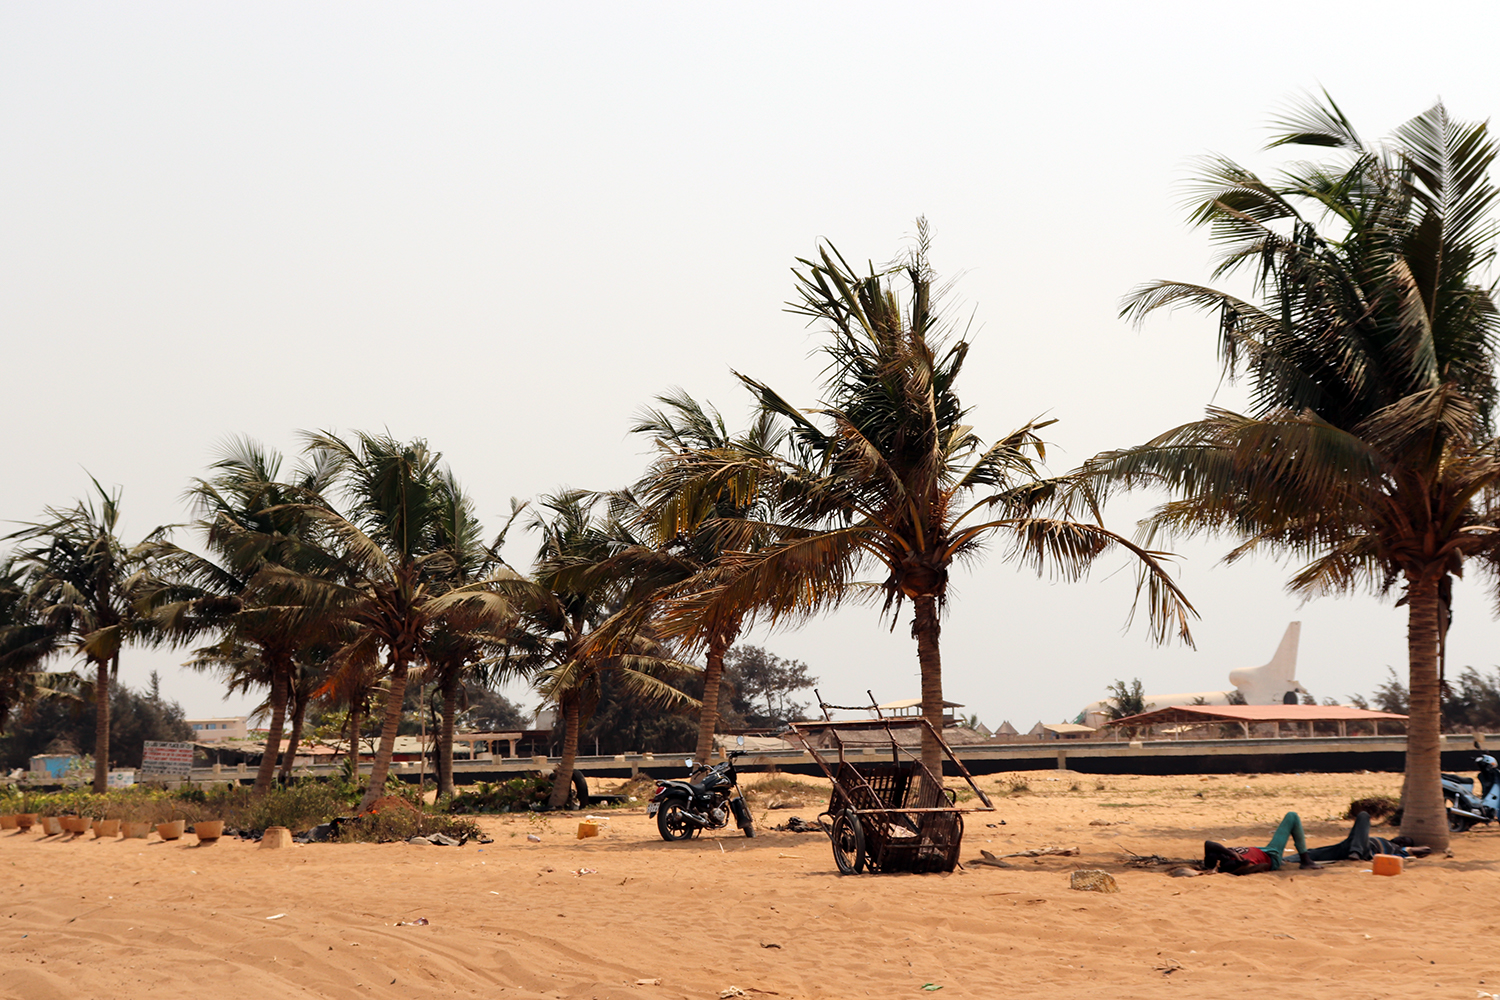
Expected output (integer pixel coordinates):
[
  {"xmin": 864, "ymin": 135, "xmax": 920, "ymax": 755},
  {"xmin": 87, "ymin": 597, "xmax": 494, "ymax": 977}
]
[
  {"xmin": 421, "ymin": 482, "xmax": 523, "ymax": 797},
  {"xmin": 618, "ymin": 390, "xmax": 783, "ymax": 765},
  {"xmin": 511, "ymin": 491, "xmax": 697, "ymax": 809},
  {"xmin": 657, "ymin": 223, "xmax": 1196, "ymax": 776},
  {"xmin": 271, "ymin": 431, "xmax": 518, "ymax": 814},
  {"xmin": 147, "ymin": 438, "xmax": 343, "ymax": 794},
  {"xmin": 1087, "ymin": 95, "xmax": 1500, "ymax": 850},
  {"xmin": 5, "ymin": 480, "xmax": 169, "ymax": 792},
  {"xmin": 0, "ymin": 558, "xmax": 69, "ymax": 735}
]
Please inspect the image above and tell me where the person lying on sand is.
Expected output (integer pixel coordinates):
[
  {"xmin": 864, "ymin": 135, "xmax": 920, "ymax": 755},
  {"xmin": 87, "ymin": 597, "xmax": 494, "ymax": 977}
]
[
  {"xmin": 1201, "ymin": 811, "xmax": 1431, "ymax": 875},
  {"xmin": 1294, "ymin": 811, "xmax": 1431, "ymax": 864},
  {"xmin": 1202, "ymin": 811, "xmax": 1325, "ymax": 875}
]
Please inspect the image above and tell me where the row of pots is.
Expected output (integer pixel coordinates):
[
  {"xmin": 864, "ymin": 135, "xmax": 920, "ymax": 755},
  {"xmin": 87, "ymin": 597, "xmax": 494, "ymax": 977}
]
[{"xmin": 0, "ymin": 814, "xmax": 224, "ymax": 840}]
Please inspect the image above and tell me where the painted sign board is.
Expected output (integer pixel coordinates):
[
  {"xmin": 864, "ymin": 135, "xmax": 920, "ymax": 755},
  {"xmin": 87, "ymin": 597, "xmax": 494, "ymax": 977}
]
[{"xmin": 140, "ymin": 741, "xmax": 194, "ymax": 778}]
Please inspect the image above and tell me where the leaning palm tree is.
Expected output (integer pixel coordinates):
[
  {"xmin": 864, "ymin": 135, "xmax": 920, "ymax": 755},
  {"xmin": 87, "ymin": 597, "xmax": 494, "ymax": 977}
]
[
  {"xmin": 5, "ymin": 480, "xmax": 169, "ymax": 792},
  {"xmin": 420, "ymin": 483, "xmax": 524, "ymax": 797},
  {"xmin": 1087, "ymin": 95, "xmax": 1500, "ymax": 850},
  {"xmin": 267, "ymin": 431, "xmax": 518, "ymax": 814},
  {"xmin": 511, "ymin": 491, "xmax": 698, "ymax": 809},
  {"xmin": 614, "ymin": 391, "xmax": 784, "ymax": 765},
  {"xmin": 146, "ymin": 438, "xmax": 343, "ymax": 794},
  {"xmin": 659, "ymin": 223, "xmax": 1196, "ymax": 776}
]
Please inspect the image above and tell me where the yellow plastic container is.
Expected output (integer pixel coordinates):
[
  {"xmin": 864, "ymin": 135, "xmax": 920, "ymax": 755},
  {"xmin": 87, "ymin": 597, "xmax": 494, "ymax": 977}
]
[
  {"xmin": 1372, "ymin": 853, "xmax": 1403, "ymax": 876},
  {"xmin": 576, "ymin": 821, "xmax": 599, "ymax": 839}
]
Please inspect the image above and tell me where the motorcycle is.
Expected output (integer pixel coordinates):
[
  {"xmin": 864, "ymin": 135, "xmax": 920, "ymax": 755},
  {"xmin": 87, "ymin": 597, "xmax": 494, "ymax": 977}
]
[
  {"xmin": 647, "ymin": 739, "xmax": 755, "ymax": 841},
  {"xmin": 1442, "ymin": 750, "xmax": 1500, "ymax": 833}
]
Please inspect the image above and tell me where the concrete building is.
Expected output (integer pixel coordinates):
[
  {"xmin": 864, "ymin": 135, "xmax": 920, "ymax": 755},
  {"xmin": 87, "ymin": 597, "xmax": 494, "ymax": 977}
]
[{"xmin": 187, "ymin": 717, "xmax": 249, "ymax": 743}]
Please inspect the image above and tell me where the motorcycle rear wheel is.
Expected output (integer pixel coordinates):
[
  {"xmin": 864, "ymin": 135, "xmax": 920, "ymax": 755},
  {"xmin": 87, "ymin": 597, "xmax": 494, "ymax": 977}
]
[
  {"xmin": 1447, "ymin": 794, "xmax": 1475, "ymax": 833},
  {"xmin": 657, "ymin": 801, "xmax": 697, "ymax": 841},
  {"xmin": 830, "ymin": 810, "xmax": 866, "ymax": 875}
]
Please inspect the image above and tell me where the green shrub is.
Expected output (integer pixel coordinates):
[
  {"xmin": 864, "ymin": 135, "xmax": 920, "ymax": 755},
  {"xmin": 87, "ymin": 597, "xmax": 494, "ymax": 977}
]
[
  {"xmin": 331, "ymin": 806, "xmax": 483, "ymax": 844},
  {"xmin": 447, "ymin": 774, "xmax": 553, "ymax": 814}
]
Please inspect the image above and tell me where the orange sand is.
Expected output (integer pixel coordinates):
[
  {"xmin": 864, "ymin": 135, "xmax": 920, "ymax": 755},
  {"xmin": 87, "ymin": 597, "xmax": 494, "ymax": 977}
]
[{"xmin": 3, "ymin": 769, "xmax": 1497, "ymax": 999}]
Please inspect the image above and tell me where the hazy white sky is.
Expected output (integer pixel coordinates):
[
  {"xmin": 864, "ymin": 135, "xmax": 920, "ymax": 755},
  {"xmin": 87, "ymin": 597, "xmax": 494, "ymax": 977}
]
[{"xmin": 5, "ymin": 3, "xmax": 1500, "ymax": 729}]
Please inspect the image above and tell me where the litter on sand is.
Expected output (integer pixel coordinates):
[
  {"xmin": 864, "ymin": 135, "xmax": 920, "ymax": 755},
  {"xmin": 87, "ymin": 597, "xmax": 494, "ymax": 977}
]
[
  {"xmin": 570, "ymin": 868, "xmax": 599, "ymax": 877},
  {"xmin": 265, "ymin": 913, "xmax": 286, "ymax": 920},
  {"xmin": 395, "ymin": 917, "xmax": 429, "ymax": 926},
  {"xmin": 634, "ymin": 978, "xmax": 660, "ymax": 986},
  {"xmin": 526, "ymin": 834, "xmax": 542, "ymax": 842}
]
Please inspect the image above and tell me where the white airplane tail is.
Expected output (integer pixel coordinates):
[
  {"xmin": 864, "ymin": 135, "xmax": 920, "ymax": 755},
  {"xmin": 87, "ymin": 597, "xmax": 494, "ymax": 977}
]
[{"xmin": 1227, "ymin": 621, "xmax": 1302, "ymax": 703}]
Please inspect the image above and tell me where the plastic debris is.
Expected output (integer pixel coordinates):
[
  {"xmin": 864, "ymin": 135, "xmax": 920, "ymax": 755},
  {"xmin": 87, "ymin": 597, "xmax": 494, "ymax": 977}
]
[
  {"xmin": 265, "ymin": 913, "xmax": 286, "ymax": 920},
  {"xmin": 395, "ymin": 917, "xmax": 429, "ymax": 926},
  {"xmin": 570, "ymin": 867, "xmax": 599, "ymax": 877},
  {"xmin": 526, "ymin": 834, "xmax": 542, "ymax": 842}
]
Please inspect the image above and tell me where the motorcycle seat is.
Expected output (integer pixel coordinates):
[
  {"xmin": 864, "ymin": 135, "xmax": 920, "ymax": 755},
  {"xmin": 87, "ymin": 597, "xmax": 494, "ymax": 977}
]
[{"xmin": 1442, "ymin": 773, "xmax": 1470, "ymax": 784}]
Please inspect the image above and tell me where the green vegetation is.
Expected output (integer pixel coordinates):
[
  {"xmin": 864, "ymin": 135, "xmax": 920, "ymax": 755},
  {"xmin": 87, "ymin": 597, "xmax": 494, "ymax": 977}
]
[{"xmin": 0, "ymin": 779, "xmax": 479, "ymax": 843}]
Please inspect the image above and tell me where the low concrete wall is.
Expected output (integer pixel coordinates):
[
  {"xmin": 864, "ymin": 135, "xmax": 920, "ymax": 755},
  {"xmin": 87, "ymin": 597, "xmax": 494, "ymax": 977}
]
[{"xmin": 184, "ymin": 733, "xmax": 1496, "ymax": 785}]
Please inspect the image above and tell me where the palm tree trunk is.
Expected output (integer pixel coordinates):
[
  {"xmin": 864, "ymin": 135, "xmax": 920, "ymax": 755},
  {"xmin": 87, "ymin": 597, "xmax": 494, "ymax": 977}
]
[
  {"xmin": 913, "ymin": 594, "xmax": 945, "ymax": 783},
  {"xmin": 693, "ymin": 634, "xmax": 730, "ymax": 765},
  {"xmin": 1400, "ymin": 572, "xmax": 1450, "ymax": 851},
  {"xmin": 253, "ymin": 663, "xmax": 290, "ymax": 795},
  {"xmin": 278, "ymin": 684, "xmax": 308, "ymax": 783},
  {"xmin": 547, "ymin": 695, "xmax": 582, "ymax": 810},
  {"xmin": 357, "ymin": 658, "xmax": 411, "ymax": 814},
  {"xmin": 438, "ymin": 671, "xmax": 459, "ymax": 797},
  {"xmin": 346, "ymin": 702, "xmax": 363, "ymax": 766},
  {"xmin": 92, "ymin": 656, "xmax": 112, "ymax": 793}
]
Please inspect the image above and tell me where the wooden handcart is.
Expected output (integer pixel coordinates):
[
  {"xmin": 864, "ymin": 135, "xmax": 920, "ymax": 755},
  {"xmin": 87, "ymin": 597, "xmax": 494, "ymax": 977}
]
[{"xmin": 784, "ymin": 700, "xmax": 995, "ymax": 875}]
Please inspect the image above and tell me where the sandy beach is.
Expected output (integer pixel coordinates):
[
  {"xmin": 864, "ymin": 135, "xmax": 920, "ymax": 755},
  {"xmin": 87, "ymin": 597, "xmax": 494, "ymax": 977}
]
[{"xmin": 3, "ymin": 769, "xmax": 1496, "ymax": 1000}]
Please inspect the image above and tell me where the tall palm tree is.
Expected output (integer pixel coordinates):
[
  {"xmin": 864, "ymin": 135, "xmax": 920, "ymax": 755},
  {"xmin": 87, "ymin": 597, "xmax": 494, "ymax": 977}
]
[
  {"xmin": 1088, "ymin": 95, "xmax": 1500, "ymax": 850},
  {"xmin": 6, "ymin": 480, "xmax": 169, "ymax": 792},
  {"xmin": 270, "ymin": 431, "xmax": 517, "ymax": 814},
  {"xmin": 658, "ymin": 223, "xmax": 1196, "ymax": 776},
  {"xmin": 619, "ymin": 391, "xmax": 783, "ymax": 765},
  {"xmin": 421, "ymin": 482, "xmax": 523, "ymax": 797},
  {"xmin": 147, "ymin": 438, "xmax": 343, "ymax": 795},
  {"xmin": 511, "ymin": 491, "xmax": 697, "ymax": 809}
]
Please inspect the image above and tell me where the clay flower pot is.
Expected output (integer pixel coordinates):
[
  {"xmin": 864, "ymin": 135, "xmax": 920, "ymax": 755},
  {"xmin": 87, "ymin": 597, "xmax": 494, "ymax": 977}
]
[
  {"xmin": 156, "ymin": 820, "xmax": 185, "ymax": 841},
  {"xmin": 62, "ymin": 816, "xmax": 92, "ymax": 834},
  {"xmin": 0, "ymin": 815, "xmax": 17, "ymax": 830},
  {"xmin": 193, "ymin": 820, "xmax": 225, "ymax": 842},
  {"xmin": 122, "ymin": 821, "xmax": 152, "ymax": 840},
  {"xmin": 14, "ymin": 813, "xmax": 36, "ymax": 831},
  {"xmin": 94, "ymin": 819, "xmax": 121, "ymax": 838},
  {"xmin": 41, "ymin": 816, "xmax": 62, "ymax": 835}
]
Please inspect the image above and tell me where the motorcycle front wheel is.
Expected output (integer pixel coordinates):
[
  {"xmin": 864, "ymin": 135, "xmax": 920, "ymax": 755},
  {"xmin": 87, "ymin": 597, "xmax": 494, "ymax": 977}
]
[{"xmin": 657, "ymin": 801, "xmax": 697, "ymax": 841}]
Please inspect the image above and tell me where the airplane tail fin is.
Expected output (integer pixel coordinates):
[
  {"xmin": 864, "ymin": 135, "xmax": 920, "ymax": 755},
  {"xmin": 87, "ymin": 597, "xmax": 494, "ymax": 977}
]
[{"xmin": 1267, "ymin": 621, "xmax": 1300, "ymax": 680}]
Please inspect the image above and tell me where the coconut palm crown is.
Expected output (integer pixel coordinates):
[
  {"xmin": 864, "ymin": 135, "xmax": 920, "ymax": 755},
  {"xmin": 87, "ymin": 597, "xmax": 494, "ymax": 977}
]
[
  {"xmin": 1087, "ymin": 95, "xmax": 1500, "ymax": 850},
  {"xmin": 658, "ymin": 223, "xmax": 1196, "ymax": 775}
]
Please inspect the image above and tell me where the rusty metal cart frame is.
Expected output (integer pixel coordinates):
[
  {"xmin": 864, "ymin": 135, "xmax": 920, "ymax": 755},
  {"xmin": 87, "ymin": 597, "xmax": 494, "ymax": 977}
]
[{"xmin": 784, "ymin": 700, "xmax": 995, "ymax": 874}]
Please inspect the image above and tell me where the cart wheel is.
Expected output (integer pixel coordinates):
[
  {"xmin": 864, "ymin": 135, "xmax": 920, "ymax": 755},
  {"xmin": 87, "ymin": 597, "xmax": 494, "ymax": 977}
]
[{"xmin": 831, "ymin": 809, "xmax": 866, "ymax": 875}]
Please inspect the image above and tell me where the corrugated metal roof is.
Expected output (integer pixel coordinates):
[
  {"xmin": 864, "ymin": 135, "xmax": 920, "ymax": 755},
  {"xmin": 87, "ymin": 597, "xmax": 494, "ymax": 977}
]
[{"xmin": 1107, "ymin": 704, "xmax": 1406, "ymax": 726}]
